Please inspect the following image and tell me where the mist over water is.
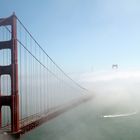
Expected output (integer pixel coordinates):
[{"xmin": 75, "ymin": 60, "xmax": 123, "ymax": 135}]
[
  {"xmin": 81, "ymin": 70, "xmax": 140, "ymax": 113},
  {"xmin": 0, "ymin": 132, "xmax": 16, "ymax": 140},
  {"xmin": 1, "ymin": 70, "xmax": 140, "ymax": 140},
  {"xmin": 20, "ymin": 70, "xmax": 140, "ymax": 140}
]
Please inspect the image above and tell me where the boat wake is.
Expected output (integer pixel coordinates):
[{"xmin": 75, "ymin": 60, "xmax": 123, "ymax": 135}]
[{"xmin": 103, "ymin": 110, "xmax": 138, "ymax": 118}]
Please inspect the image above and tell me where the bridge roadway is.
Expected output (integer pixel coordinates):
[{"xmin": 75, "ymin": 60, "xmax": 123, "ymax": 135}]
[{"xmin": 0, "ymin": 95, "xmax": 92, "ymax": 138}]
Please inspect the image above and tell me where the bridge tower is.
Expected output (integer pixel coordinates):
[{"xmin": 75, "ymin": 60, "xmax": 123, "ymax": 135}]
[{"xmin": 0, "ymin": 13, "xmax": 19, "ymax": 133}]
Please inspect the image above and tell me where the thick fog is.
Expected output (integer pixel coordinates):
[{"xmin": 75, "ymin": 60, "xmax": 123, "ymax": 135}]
[{"xmin": 79, "ymin": 69, "xmax": 140, "ymax": 116}]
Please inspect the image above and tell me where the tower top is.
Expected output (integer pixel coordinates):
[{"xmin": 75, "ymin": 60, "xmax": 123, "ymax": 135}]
[{"xmin": 12, "ymin": 12, "xmax": 16, "ymax": 16}]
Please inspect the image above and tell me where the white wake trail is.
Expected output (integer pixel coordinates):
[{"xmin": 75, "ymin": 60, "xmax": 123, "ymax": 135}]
[{"xmin": 103, "ymin": 111, "xmax": 138, "ymax": 118}]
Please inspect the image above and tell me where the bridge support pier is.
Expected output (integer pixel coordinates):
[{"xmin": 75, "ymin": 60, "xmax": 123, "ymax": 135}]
[{"xmin": 0, "ymin": 13, "xmax": 19, "ymax": 134}]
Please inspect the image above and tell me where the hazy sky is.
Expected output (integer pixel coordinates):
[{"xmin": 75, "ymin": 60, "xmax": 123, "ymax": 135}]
[{"xmin": 1, "ymin": 0, "xmax": 140, "ymax": 74}]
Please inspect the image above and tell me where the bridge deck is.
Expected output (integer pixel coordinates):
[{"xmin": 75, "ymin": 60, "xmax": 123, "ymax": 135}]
[{"xmin": 1, "ymin": 95, "xmax": 92, "ymax": 137}]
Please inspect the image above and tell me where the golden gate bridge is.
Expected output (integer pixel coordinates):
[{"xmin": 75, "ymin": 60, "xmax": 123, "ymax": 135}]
[{"xmin": 0, "ymin": 13, "xmax": 92, "ymax": 138}]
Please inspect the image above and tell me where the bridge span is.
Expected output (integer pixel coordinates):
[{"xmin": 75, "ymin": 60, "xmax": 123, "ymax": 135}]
[{"xmin": 0, "ymin": 13, "xmax": 92, "ymax": 138}]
